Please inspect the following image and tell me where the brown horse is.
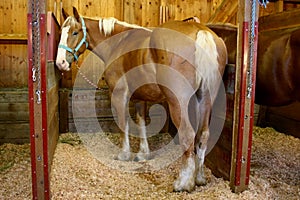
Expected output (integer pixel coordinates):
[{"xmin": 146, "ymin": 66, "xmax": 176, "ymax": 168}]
[
  {"xmin": 256, "ymin": 28, "xmax": 300, "ymax": 106},
  {"xmin": 208, "ymin": 23, "xmax": 300, "ymax": 106},
  {"xmin": 56, "ymin": 7, "xmax": 227, "ymax": 192}
]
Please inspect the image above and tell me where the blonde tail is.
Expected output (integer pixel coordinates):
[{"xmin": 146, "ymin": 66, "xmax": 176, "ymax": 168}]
[{"xmin": 194, "ymin": 30, "xmax": 220, "ymax": 101}]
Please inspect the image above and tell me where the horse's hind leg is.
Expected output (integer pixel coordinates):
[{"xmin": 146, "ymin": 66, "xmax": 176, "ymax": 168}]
[
  {"xmin": 168, "ymin": 100, "xmax": 196, "ymax": 192},
  {"xmin": 134, "ymin": 101, "xmax": 150, "ymax": 161},
  {"xmin": 195, "ymin": 92, "xmax": 211, "ymax": 186}
]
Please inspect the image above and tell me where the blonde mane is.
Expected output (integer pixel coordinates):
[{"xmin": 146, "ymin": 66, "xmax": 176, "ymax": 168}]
[
  {"xmin": 63, "ymin": 14, "xmax": 151, "ymax": 36},
  {"xmin": 98, "ymin": 17, "xmax": 151, "ymax": 36}
]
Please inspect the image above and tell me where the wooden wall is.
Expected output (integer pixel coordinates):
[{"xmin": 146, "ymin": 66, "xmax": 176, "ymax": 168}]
[
  {"xmin": 0, "ymin": 1, "xmax": 60, "ymax": 143},
  {"xmin": 1, "ymin": 0, "xmax": 299, "ymax": 90},
  {"xmin": 49, "ymin": 0, "xmax": 225, "ymax": 26},
  {"xmin": 0, "ymin": 0, "xmax": 28, "ymax": 88}
]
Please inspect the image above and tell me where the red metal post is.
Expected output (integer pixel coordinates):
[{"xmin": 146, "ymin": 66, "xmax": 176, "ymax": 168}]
[
  {"xmin": 28, "ymin": 1, "xmax": 50, "ymax": 199},
  {"xmin": 230, "ymin": 0, "xmax": 259, "ymax": 193},
  {"xmin": 40, "ymin": 13, "xmax": 50, "ymax": 198},
  {"xmin": 27, "ymin": 13, "xmax": 38, "ymax": 199}
]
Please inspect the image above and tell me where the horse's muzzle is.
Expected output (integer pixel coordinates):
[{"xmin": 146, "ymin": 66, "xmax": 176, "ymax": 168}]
[{"xmin": 56, "ymin": 58, "xmax": 70, "ymax": 71}]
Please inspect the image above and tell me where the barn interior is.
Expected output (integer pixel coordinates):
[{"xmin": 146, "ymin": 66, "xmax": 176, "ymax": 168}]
[{"xmin": 0, "ymin": 0, "xmax": 300, "ymax": 199}]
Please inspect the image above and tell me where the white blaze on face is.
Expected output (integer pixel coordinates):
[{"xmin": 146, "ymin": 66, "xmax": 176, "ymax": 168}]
[{"xmin": 56, "ymin": 25, "xmax": 71, "ymax": 71}]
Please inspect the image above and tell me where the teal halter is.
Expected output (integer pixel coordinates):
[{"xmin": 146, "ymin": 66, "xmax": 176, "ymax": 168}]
[{"xmin": 58, "ymin": 17, "xmax": 88, "ymax": 61}]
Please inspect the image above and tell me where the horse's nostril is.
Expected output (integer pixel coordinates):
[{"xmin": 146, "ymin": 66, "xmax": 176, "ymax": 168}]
[{"xmin": 62, "ymin": 60, "xmax": 65, "ymax": 64}]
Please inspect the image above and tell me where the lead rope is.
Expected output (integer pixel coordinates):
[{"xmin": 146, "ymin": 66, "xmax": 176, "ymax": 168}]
[
  {"xmin": 247, "ymin": 0, "xmax": 257, "ymax": 99},
  {"xmin": 74, "ymin": 62, "xmax": 104, "ymax": 91},
  {"xmin": 258, "ymin": 0, "xmax": 268, "ymax": 8},
  {"xmin": 31, "ymin": 0, "xmax": 42, "ymax": 104}
]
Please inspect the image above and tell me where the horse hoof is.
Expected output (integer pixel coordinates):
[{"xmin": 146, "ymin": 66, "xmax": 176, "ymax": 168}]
[
  {"xmin": 134, "ymin": 153, "xmax": 151, "ymax": 162},
  {"xmin": 196, "ymin": 175, "xmax": 207, "ymax": 186},
  {"xmin": 173, "ymin": 178, "xmax": 195, "ymax": 192},
  {"xmin": 116, "ymin": 151, "xmax": 131, "ymax": 161}
]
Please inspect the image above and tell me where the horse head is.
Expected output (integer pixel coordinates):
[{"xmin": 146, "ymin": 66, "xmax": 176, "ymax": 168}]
[{"xmin": 56, "ymin": 7, "xmax": 89, "ymax": 71}]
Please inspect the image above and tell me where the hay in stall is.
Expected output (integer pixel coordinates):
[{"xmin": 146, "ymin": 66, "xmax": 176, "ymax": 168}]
[{"xmin": 0, "ymin": 126, "xmax": 299, "ymax": 199}]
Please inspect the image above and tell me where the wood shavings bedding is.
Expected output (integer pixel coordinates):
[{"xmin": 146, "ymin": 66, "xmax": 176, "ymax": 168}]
[{"xmin": 0, "ymin": 127, "xmax": 299, "ymax": 199}]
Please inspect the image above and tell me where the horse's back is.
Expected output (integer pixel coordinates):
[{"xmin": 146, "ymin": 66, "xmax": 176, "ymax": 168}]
[{"xmin": 149, "ymin": 21, "xmax": 227, "ymax": 104}]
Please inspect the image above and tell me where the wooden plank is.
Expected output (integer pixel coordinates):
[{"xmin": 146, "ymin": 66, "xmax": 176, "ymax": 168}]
[
  {"xmin": 60, "ymin": 0, "xmax": 79, "ymax": 16},
  {"xmin": 258, "ymin": 102, "xmax": 300, "ymax": 138},
  {"xmin": 124, "ymin": 0, "xmax": 135, "ymax": 24},
  {"xmin": 208, "ymin": 0, "xmax": 238, "ymax": 23},
  {"xmin": 0, "ymin": 90, "xmax": 28, "ymax": 102},
  {"xmin": 13, "ymin": 0, "xmax": 27, "ymax": 33},
  {"xmin": 77, "ymin": 0, "xmax": 118, "ymax": 17},
  {"xmin": 0, "ymin": 43, "xmax": 28, "ymax": 88},
  {"xmin": 0, "ymin": 63, "xmax": 59, "ymax": 144},
  {"xmin": 211, "ymin": 0, "xmax": 223, "ymax": 13},
  {"xmin": 59, "ymin": 89, "xmax": 70, "ymax": 133},
  {"xmin": 197, "ymin": 0, "xmax": 209, "ymax": 22},
  {"xmin": 5, "ymin": 1, "xmax": 28, "ymax": 91},
  {"xmin": 114, "ymin": 0, "xmax": 124, "ymax": 20},
  {"xmin": 0, "ymin": 34, "xmax": 27, "ymax": 41},
  {"xmin": 1, "ymin": 1, "xmax": 12, "ymax": 34},
  {"xmin": 0, "ymin": 123, "xmax": 30, "ymax": 144},
  {"xmin": 275, "ymin": 0, "xmax": 284, "ymax": 12},
  {"xmin": 124, "ymin": 0, "xmax": 143, "ymax": 25},
  {"xmin": 206, "ymin": 145, "xmax": 231, "ymax": 178},
  {"xmin": 47, "ymin": 82, "xmax": 59, "ymax": 172},
  {"xmin": 143, "ymin": 0, "xmax": 160, "ymax": 27},
  {"xmin": 0, "ymin": 1, "xmax": 32, "ymax": 88},
  {"xmin": 0, "ymin": 122, "xmax": 29, "ymax": 135},
  {"xmin": 285, "ymin": 0, "xmax": 300, "ymax": 3},
  {"xmin": 47, "ymin": 62, "xmax": 60, "ymax": 89},
  {"xmin": 0, "ymin": 104, "xmax": 28, "ymax": 121},
  {"xmin": 0, "ymin": 90, "xmax": 29, "ymax": 122},
  {"xmin": 47, "ymin": 12, "xmax": 60, "ymax": 61},
  {"xmin": 60, "ymin": 88, "xmax": 169, "ymax": 134},
  {"xmin": 205, "ymin": 64, "xmax": 235, "ymax": 180},
  {"xmin": 67, "ymin": 89, "xmax": 134, "ymax": 123},
  {"xmin": 47, "ymin": 86, "xmax": 59, "ymax": 118},
  {"xmin": 259, "ymin": 8, "xmax": 300, "ymax": 32},
  {"xmin": 68, "ymin": 117, "xmax": 121, "ymax": 133},
  {"xmin": 265, "ymin": 110, "xmax": 300, "ymax": 138}
]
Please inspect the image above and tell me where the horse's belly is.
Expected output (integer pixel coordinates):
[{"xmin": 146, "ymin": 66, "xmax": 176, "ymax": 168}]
[{"xmin": 131, "ymin": 84, "xmax": 165, "ymax": 102}]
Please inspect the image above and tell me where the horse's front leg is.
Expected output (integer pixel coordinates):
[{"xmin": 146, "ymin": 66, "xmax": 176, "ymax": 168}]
[
  {"xmin": 111, "ymin": 91, "xmax": 131, "ymax": 161},
  {"xmin": 134, "ymin": 101, "xmax": 150, "ymax": 161}
]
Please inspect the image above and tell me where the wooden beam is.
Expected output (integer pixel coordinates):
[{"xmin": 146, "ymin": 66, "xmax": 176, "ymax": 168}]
[
  {"xmin": 0, "ymin": 34, "xmax": 27, "ymax": 44},
  {"xmin": 285, "ymin": 0, "xmax": 300, "ymax": 3},
  {"xmin": 275, "ymin": 0, "xmax": 284, "ymax": 12},
  {"xmin": 259, "ymin": 9, "xmax": 300, "ymax": 32},
  {"xmin": 0, "ymin": 34, "xmax": 27, "ymax": 40},
  {"xmin": 269, "ymin": 0, "xmax": 300, "ymax": 3},
  {"xmin": 208, "ymin": 0, "xmax": 238, "ymax": 23}
]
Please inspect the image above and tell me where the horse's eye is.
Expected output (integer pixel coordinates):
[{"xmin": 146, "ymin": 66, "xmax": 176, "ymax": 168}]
[{"xmin": 72, "ymin": 31, "xmax": 78, "ymax": 36}]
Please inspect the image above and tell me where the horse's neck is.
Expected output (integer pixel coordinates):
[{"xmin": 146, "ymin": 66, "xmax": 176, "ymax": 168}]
[
  {"xmin": 88, "ymin": 19, "xmax": 151, "ymax": 64},
  {"xmin": 84, "ymin": 18, "xmax": 118, "ymax": 62}
]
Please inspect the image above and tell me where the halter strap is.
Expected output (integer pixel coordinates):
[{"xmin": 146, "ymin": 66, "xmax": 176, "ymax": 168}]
[{"xmin": 58, "ymin": 17, "xmax": 88, "ymax": 61}]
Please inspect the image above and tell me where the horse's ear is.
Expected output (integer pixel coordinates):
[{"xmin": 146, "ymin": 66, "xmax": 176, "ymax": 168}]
[
  {"xmin": 61, "ymin": 8, "xmax": 69, "ymax": 21},
  {"xmin": 73, "ymin": 7, "xmax": 80, "ymax": 22}
]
